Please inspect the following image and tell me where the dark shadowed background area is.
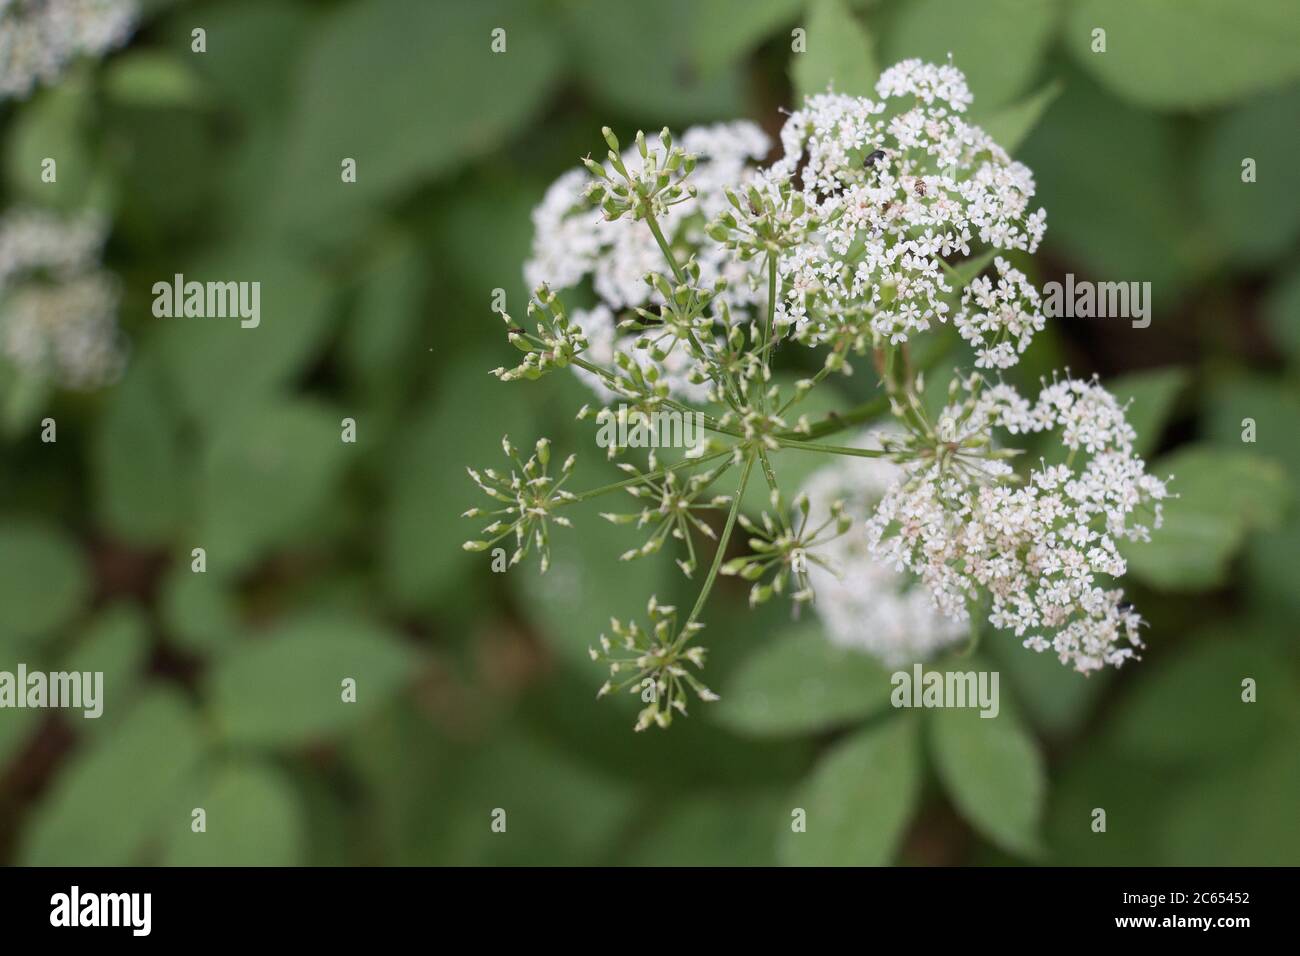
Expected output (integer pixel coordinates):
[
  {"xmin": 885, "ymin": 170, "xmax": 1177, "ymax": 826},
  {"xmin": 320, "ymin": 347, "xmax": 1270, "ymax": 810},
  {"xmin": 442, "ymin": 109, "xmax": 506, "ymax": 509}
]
[{"xmin": 1, "ymin": 0, "xmax": 1298, "ymax": 865}]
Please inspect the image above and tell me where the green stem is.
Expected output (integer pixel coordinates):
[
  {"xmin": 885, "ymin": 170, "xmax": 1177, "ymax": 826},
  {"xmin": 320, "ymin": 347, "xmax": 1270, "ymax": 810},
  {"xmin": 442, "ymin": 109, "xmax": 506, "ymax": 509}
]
[
  {"xmin": 777, "ymin": 338, "xmax": 952, "ymax": 441},
  {"xmin": 778, "ymin": 360, "xmax": 834, "ymax": 416},
  {"xmin": 567, "ymin": 448, "xmax": 732, "ymax": 503},
  {"xmin": 568, "ymin": 356, "xmax": 740, "ymax": 437},
  {"xmin": 644, "ymin": 211, "xmax": 745, "ymax": 412},
  {"xmin": 755, "ymin": 445, "xmax": 790, "ymax": 533},
  {"xmin": 681, "ymin": 452, "xmax": 755, "ymax": 637},
  {"xmin": 773, "ymin": 437, "xmax": 890, "ymax": 458},
  {"xmin": 765, "ymin": 254, "xmax": 778, "ymax": 358},
  {"xmin": 645, "ymin": 212, "xmax": 688, "ymax": 285},
  {"xmin": 759, "ymin": 253, "xmax": 777, "ymax": 413},
  {"xmin": 776, "ymin": 395, "xmax": 888, "ymax": 441}
]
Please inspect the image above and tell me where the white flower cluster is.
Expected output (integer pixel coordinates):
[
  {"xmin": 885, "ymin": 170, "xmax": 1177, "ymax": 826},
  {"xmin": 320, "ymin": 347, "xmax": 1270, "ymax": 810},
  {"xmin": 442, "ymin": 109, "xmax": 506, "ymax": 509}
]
[
  {"xmin": 527, "ymin": 121, "xmax": 770, "ymax": 311},
  {"xmin": 799, "ymin": 429, "xmax": 966, "ymax": 665},
  {"xmin": 865, "ymin": 376, "xmax": 1170, "ymax": 674},
  {"xmin": 769, "ymin": 59, "xmax": 1047, "ymax": 347},
  {"xmin": 502, "ymin": 60, "xmax": 1173, "ymax": 689},
  {"xmin": 955, "ymin": 256, "xmax": 1045, "ymax": 369},
  {"xmin": 0, "ymin": 0, "xmax": 138, "ymax": 100},
  {"xmin": 526, "ymin": 122, "xmax": 771, "ymax": 399},
  {"xmin": 0, "ymin": 209, "xmax": 126, "ymax": 389}
]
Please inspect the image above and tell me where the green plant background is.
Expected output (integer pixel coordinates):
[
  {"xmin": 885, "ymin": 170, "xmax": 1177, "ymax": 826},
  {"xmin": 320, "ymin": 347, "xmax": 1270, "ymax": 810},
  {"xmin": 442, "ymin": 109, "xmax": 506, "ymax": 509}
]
[{"xmin": 1, "ymin": 0, "xmax": 1298, "ymax": 866}]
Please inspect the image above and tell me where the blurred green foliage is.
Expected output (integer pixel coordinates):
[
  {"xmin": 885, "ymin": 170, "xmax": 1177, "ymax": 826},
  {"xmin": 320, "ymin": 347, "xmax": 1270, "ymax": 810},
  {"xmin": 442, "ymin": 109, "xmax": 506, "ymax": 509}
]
[{"xmin": 0, "ymin": 0, "xmax": 1297, "ymax": 866}]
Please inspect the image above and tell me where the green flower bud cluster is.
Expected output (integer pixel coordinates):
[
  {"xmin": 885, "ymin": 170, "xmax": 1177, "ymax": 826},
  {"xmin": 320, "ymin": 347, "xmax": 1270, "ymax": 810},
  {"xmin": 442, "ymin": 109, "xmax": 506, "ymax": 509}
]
[{"xmin": 582, "ymin": 127, "xmax": 698, "ymax": 223}]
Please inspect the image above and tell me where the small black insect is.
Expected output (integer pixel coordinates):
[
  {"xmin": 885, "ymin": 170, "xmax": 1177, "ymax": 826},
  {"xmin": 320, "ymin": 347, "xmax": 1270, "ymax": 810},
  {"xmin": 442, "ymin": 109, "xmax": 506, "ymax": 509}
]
[{"xmin": 863, "ymin": 149, "xmax": 887, "ymax": 169}]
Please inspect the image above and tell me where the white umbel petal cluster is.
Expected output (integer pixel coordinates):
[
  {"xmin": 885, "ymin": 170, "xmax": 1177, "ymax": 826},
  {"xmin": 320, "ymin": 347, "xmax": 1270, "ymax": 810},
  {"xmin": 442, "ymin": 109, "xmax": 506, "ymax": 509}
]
[
  {"xmin": 799, "ymin": 429, "xmax": 967, "ymax": 666},
  {"xmin": 0, "ymin": 209, "xmax": 126, "ymax": 389},
  {"xmin": 525, "ymin": 122, "xmax": 772, "ymax": 400},
  {"xmin": 866, "ymin": 377, "xmax": 1170, "ymax": 674},
  {"xmin": 0, "ymin": 0, "xmax": 138, "ymax": 100},
  {"xmin": 770, "ymin": 59, "xmax": 1047, "ymax": 345}
]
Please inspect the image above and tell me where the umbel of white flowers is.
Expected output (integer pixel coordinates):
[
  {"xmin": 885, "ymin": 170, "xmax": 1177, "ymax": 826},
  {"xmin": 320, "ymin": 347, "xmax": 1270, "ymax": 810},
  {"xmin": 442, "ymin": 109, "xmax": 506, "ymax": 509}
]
[
  {"xmin": 0, "ymin": 0, "xmax": 139, "ymax": 100},
  {"xmin": 465, "ymin": 60, "xmax": 1173, "ymax": 730},
  {"xmin": 0, "ymin": 208, "xmax": 126, "ymax": 389}
]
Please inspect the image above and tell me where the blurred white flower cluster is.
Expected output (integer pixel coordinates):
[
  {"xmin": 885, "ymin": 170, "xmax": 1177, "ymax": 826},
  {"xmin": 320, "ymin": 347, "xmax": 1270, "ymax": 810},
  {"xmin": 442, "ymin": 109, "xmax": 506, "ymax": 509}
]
[
  {"xmin": 0, "ymin": 209, "xmax": 126, "ymax": 389},
  {"xmin": 476, "ymin": 60, "xmax": 1172, "ymax": 727},
  {"xmin": 0, "ymin": 0, "xmax": 138, "ymax": 100},
  {"xmin": 799, "ymin": 428, "xmax": 967, "ymax": 665},
  {"xmin": 527, "ymin": 121, "xmax": 771, "ymax": 312},
  {"xmin": 526, "ymin": 122, "xmax": 771, "ymax": 400}
]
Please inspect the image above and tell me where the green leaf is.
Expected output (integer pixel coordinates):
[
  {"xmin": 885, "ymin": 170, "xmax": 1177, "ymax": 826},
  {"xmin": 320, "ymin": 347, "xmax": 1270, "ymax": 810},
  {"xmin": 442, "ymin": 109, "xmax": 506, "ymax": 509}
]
[
  {"xmin": 791, "ymin": 0, "xmax": 878, "ymax": 102},
  {"xmin": 1245, "ymin": 515, "xmax": 1300, "ymax": 619},
  {"xmin": 0, "ymin": 631, "xmax": 39, "ymax": 770},
  {"xmin": 433, "ymin": 177, "xmax": 541, "ymax": 346},
  {"xmin": 1066, "ymin": 0, "xmax": 1300, "ymax": 110},
  {"xmin": 1197, "ymin": 86, "xmax": 1300, "ymax": 265},
  {"xmin": 161, "ymin": 763, "xmax": 306, "ymax": 866},
  {"xmin": 3, "ymin": 70, "xmax": 97, "ymax": 210},
  {"xmin": 1263, "ymin": 263, "xmax": 1300, "ymax": 366},
  {"xmin": 341, "ymin": 232, "xmax": 427, "ymax": 396},
  {"xmin": 1105, "ymin": 630, "xmax": 1293, "ymax": 766},
  {"xmin": 0, "ymin": 361, "xmax": 51, "ymax": 438},
  {"xmin": 624, "ymin": 790, "xmax": 786, "ymax": 865},
  {"xmin": 886, "ymin": 0, "xmax": 1061, "ymax": 111},
  {"xmin": 1105, "ymin": 366, "xmax": 1189, "ymax": 459},
  {"xmin": 1213, "ymin": 376, "xmax": 1300, "ymax": 617},
  {"xmin": 207, "ymin": 614, "xmax": 414, "ymax": 747},
  {"xmin": 0, "ymin": 705, "xmax": 38, "ymax": 776},
  {"xmin": 383, "ymin": 349, "xmax": 536, "ymax": 610},
  {"xmin": 1121, "ymin": 444, "xmax": 1290, "ymax": 590},
  {"xmin": 1201, "ymin": 374, "xmax": 1300, "ymax": 496},
  {"xmin": 928, "ymin": 706, "xmax": 1046, "ymax": 857},
  {"xmin": 93, "ymin": 351, "xmax": 189, "ymax": 546},
  {"xmin": 197, "ymin": 399, "xmax": 351, "ymax": 570},
  {"xmin": 374, "ymin": 728, "xmax": 638, "ymax": 866},
  {"xmin": 106, "ymin": 98, "xmax": 219, "ymax": 233},
  {"xmin": 943, "ymin": 248, "xmax": 996, "ymax": 288},
  {"xmin": 1020, "ymin": 70, "xmax": 1209, "ymax": 302},
  {"xmin": 159, "ymin": 566, "xmax": 239, "ymax": 654},
  {"xmin": 156, "ymin": 248, "xmax": 335, "ymax": 431},
  {"xmin": 103, "ymin": 51, "xmax": 209, "ymax": 108},
  {"xmin": 983, "ymin": 632, "xmax": 1111, "ymax": 737},
  {"xmin": 168, "ymin": 0, "xmax": 313, "ymax": 122},
  {"xmin": 1156, "ymin": 740, "xmax": 1300, "ymax": 865},
  {"xmin": 777, "ymin": 715, "xmax": 920, "ymax": 865},
  {"xmin": 20, "ymin": 689, "xmax": 206, "ymax": 865},
  {"xmin": 977, "ymin": 81, "xmax": 1062, "ymax": 156},
  {"xmin": 691, "ymin": 0, "xmax": 804, "ymax": 75},
  {"xmin": 60, "ymin": 603, "xmax": 151, "ymax": 736},
  {"xmin": 715, "ymin": 626, "xmax": 894, "ymax": 737},
  {"xmin": 295, "ymin": 769, "xmax": 353, "ymax": 866},
  {"xmin": 1045, "ymin": 746, "xmax": 1170, "ymax": 865},
  {"xmin": 0, "ymin": 520, "xmax": 89, "ymax": 643},
  {"xmin": 277, "ymin": 0, "xmax": 562, "ymax": 237},
  {"xmin": 518, "ymin": 652, "xmax": 818, "ymax": 790},
  {"xmin": 563, "ymin": 0, "xmax": 746, "ymax": 123}
]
